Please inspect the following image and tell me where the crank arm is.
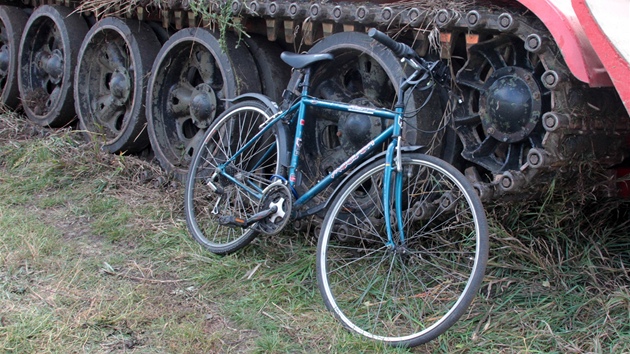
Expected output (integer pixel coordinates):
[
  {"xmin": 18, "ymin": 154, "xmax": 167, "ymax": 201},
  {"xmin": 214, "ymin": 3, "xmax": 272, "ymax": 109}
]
[{"xmin": 217, "ymin": 205, "xmax": 278, "ymax": 228}]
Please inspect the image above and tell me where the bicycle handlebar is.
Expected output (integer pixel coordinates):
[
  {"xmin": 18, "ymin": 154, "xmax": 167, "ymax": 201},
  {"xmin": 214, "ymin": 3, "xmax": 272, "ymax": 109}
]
[{"xmin": 368, "ymin": 28, "xmax": 417, "ymax": 60}]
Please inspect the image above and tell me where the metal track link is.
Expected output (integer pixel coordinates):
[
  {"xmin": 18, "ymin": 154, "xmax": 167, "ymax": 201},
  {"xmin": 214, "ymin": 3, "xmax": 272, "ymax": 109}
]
[
  {"xmin": 36, "ymin": 0, "xmax": 630, "ymax": 204},
  {"xmin": 432, "ymin": 7, "xmax": 630, "ymax": 199}
]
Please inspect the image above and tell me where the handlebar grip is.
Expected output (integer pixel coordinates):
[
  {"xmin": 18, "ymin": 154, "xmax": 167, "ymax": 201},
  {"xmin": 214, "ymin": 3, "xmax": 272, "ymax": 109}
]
[{"xmin": 368, "ymin": 28, "xmax": 416, "ymax": 59}]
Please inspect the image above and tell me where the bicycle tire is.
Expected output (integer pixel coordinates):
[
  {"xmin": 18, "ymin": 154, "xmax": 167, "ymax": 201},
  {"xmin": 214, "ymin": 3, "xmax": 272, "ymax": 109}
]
[
  {"xmin": 316, "ymin": 153, "xmax": 488, "ymax": 347},
  {"xmin": 185, "ymin": 100, "xmax": 284, "ymax": 255}
]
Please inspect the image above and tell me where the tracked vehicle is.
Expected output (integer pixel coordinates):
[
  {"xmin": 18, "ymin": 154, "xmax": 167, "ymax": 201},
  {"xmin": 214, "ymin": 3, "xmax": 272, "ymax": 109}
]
[{"xmin": 0, "ymin": 0, "xmax": 628, "ymax": 200}]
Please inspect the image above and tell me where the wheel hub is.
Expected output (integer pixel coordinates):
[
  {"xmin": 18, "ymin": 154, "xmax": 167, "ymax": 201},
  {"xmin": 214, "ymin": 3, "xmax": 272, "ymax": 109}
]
[
  {"xmin": 189, "ymin": 83, "xmax": 216, "ymax": 128},
  {"xmin": 0, "ymin": 45, "xmax": 9, "ymax": 75},
  {"xmin": 338, "ymin": 98, "xmax": 382, "ymax": 155},
  {"xmin": 393, "ymin": 245, "xmax": 409, "ymax": 255},
  {"xmin": 109, "ymin": 68, "xmax": 131, "ymax": 105},
  {"xmin": 479, "ymin": 66, "xmax": 542, "ymax": 143},
  {"xmin": 43, "ymin": 49, "xmax": 64, "ymax": 84}
]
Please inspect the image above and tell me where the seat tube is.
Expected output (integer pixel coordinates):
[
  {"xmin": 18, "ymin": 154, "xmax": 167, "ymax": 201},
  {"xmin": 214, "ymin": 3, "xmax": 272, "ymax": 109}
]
[{"xmin": 288, "ymin": 68, "xmax": 312, "ymax": 187}]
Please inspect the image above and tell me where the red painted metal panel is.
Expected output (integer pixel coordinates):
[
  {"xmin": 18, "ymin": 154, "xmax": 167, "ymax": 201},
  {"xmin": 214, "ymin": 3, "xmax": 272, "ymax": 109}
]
[
  {"xmin": 572, "ymin": 0, "xmax": 630, "ymax": 114},
  {"xmin": 516, "ymin": 0, "xmax": 612, "ymax": 86}
]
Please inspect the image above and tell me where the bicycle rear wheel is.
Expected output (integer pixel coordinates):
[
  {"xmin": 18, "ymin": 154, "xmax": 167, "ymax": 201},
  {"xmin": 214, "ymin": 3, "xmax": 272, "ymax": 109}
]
[
  {"xmin": 185, "ymin": 100, "xmax": 283, "ymax": 255},
  {"xmin": 317, "ymin": 153, "xmax": 488, "ymax": 347}
]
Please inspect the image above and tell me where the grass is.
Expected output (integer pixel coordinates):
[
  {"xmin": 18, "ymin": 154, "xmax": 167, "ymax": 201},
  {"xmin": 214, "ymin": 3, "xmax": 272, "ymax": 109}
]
[{"xmin": 1, "ymin": 110, "xmax": 630, "ymax": 352}]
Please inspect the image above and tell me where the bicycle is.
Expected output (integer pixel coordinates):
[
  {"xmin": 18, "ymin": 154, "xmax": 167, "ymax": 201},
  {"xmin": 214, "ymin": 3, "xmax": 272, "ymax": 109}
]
[{"xmin": 184, "ymin": 29, "xmax": 489, "ymax": 347}]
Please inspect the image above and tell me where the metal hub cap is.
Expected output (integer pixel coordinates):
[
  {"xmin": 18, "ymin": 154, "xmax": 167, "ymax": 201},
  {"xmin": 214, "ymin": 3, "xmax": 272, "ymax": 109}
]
[
  {"xmin": 189, "ymin": 83, "xmax": 216, "ymax": 128},
  {"xmin": 43, "ymin": 49, "xmax": 64, "ymax": 84},
  {"xmin": 109, "ymin": 68, "xmax": 131, "ymax": 105},
  {"xmin": 338, "ymin": 98, "xmax": 381, "ymax": 155},
  {"xmin": 479, "ymin": 66, "xmax": 542, "ymax": 143}
]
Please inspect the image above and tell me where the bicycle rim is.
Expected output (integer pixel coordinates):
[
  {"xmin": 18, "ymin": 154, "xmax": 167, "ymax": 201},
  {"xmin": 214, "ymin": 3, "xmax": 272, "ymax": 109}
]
[
  {"xmin": 317, "ymin": 154, "xmax": 488, "ymax": 346},
  {"xmin": 185, "ymin": 103, "xmax": 282, "ymax": 254}
]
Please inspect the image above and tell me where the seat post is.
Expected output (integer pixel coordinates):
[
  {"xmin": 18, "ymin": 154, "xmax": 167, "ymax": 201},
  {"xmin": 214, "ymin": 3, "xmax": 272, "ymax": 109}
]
[{"xmin": 300, "ymin": 67, "xmax": 312, "ymax": 97}]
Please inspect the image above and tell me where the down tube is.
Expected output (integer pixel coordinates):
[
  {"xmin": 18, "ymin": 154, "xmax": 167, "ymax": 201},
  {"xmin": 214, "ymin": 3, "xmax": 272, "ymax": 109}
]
[
  {"xmin": 294, "ymin": 125, "xmax": 395, "ymax": 208},
  {"xmin": 217, "ymin": 106, "xmax": 294, "ymax": 198}
]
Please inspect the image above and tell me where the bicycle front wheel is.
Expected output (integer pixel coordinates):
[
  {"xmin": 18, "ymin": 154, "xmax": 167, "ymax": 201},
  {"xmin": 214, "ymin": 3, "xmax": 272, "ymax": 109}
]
[
  {"xmin": 317, "ymin": 153, "xmax": 488, "ymax": 347},
  {"xmin": 185, "ymin": 100, "xmax": 283, "ymax": 255}
]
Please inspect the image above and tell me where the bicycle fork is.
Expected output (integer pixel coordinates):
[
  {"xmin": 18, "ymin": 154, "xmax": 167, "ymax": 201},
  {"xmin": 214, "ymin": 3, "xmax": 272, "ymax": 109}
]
[
  {"xmin": 382, "ymin": 138, "xmax": 407, "ymax": 250},
  {"xmin": 382, "ymin": 65, "xmax": 424, "ymax": 250}
]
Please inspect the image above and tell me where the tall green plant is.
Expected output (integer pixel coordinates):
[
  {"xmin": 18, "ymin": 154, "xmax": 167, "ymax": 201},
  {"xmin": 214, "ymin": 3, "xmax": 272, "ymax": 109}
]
[{"xmin": 187, "ymin": 0, "xmax": 246, "ymax": 50}]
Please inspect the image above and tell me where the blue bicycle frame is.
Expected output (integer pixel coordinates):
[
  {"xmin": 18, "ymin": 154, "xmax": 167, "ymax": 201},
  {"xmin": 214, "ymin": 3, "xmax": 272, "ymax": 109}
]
[{"xmin": 216, "ymin": 64, "xmax": 423, "ymax": 246}]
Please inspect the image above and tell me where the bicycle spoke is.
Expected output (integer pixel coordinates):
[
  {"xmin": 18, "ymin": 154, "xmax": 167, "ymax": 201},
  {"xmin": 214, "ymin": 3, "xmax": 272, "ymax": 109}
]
[
  {"xmin": 317, "ymin": 154, "xmax": 488, "ymax": 346},
  {"xmin": 185, "ymin": 101, "xmax": 283, "ymax": 255}
]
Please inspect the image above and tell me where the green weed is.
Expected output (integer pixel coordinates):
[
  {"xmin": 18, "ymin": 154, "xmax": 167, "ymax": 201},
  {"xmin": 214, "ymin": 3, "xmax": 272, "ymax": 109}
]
[{"xmin": 1, "ymin": 112, "xmax": 630, "ymax": 352}]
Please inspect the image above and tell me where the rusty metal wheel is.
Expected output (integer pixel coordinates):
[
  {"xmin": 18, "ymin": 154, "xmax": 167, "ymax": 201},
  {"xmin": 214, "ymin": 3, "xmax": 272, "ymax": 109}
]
[
  {"xmin": 17, "ymin": 5, "xmax": 88, "ymax": 127},
  {"xmin": 74, "ymin": 18, "xmax": 160, "ymax": 153},
  {"xmin": 146, "ymin": 27, "xmax": 261, "ymax": 178},
  {"xmin": 287, "ymin": 31, "xmax": 443, "ymax": 201},
  {"xmin": 0, "ymin": 6, "xmax": 28, "ymax": 109}
]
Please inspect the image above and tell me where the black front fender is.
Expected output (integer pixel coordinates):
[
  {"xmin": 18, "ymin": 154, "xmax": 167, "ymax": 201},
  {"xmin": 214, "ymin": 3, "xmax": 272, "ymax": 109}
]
[{"xmin": 225, "ymin": 93, "xmax": 279, "ymax": 114}]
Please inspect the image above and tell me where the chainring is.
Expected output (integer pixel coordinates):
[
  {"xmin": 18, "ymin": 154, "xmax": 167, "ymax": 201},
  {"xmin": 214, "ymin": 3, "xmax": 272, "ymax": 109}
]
[{"xmin": 256, "ymin": 181, "xmax": 293, "ymax": 235}]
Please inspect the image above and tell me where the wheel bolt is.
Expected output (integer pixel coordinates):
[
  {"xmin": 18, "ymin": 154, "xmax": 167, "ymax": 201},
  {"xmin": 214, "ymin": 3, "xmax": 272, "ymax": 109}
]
[
  {"xmin": 381, "ymin": 7, "xmax": 393, "ymax": 21},
  {"xmin": 542, "ymin": 112, "xmax": 568, "ymax": 132},
  {"xmin": 332, "ymin": 6, "xmax": 351, "ymax": 21},
  {"xmin": 356, "ymin": 6, "xmax": 373, "ymax": 23},
  {"xmin": 309, "ymin": 4, "xmax": 319, "ymax": 17},
  {"xmin": 467, "ymin": 10, "xmax": 480, "ymax": 26},
  {"xmin": 436, "ymin": 9, "xmax": 451, "ymax": 27},
  {"xmin": 528, "ymin": 151, "xmax": 541, "ymax": 166},
  {"xmin": 408, "ymin": 7, "xmax": 420, "ymax": 22},
  {"xmin": 525, "ymin": 34, "xmax": 544, "ymax": 53},
  {"xmin": 357, "ymin": 7, "xmax": 366, "ymax": 19},
  {"xmin": 498, "ymin": 13, "xmax": 517, "ymax": 31},
  {"xmin": 231, "ymin": 0, "xmax": 242, "ymax": 14},
  {"xmin": 333, "ymin": 7, "xmax": 341, "ymax": 18},
  {"xmin": 249, "ymin": 1, "xmax": 263, "ymax": 13},
  {"xmin": 544, "ymin": 114, "xmax": 556, "ymax": 130},
  {"xmin": 268, "ymin": 2, "xmax": 282, "ymax": 16},
  {"xmin": 288, "ymin": 3, "xmax": 304, "ymax": 18},
  {"xmin": 542, "ymin": 70, "xmax": 560, "ymax": 89},
  {"xmin": 437, "ymin": 10, "xmax": 448, "ymax": 22}
]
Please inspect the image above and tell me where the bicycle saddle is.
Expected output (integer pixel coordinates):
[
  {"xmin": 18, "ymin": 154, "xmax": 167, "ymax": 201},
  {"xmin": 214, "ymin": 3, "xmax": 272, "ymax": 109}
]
[{"xmin": 280, "ymin": 52, "xmax": 334, "ymax": 69}]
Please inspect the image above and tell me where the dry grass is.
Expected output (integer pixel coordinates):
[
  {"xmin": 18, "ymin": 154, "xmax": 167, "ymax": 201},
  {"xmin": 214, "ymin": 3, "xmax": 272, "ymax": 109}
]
[{"xmin": 1, "ymin": 111, "xmax": 630, "ymax": 352}]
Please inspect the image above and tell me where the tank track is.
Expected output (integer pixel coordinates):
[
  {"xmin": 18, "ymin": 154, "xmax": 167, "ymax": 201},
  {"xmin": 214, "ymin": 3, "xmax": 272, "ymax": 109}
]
[
  {"xmin": 429, "ymin": 6, "xmax": 630, "ymax": 200},
  {"xmin": 1, "ymin": 0, "xmax": 629, "ymax": 203}
]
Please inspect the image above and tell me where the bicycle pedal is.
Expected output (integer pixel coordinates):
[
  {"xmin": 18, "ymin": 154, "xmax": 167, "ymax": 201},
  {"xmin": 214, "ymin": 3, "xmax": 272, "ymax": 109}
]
[
  {"xmin": 217, "ymin": 215, "xmax": 248, "ymax": 228},
  {"xmin": 217, "ymin": 206, "xmax": 278, "ymax": 229}
]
